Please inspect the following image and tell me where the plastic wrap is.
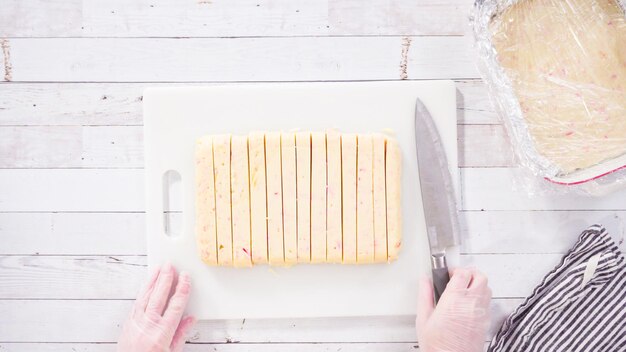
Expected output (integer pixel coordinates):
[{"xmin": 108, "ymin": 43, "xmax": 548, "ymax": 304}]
[{"xmin": 472, "ymin": 0, "xmax": 626, "ymax": 195}]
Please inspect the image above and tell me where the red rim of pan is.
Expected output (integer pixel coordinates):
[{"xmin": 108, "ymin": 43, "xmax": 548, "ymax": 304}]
[{"xmin": 546, "ymin": 164, "xmax": 626, "ymax": 186}]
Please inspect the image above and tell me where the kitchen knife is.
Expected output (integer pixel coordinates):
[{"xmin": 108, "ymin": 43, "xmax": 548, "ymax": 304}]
[{"xmin": 414, "ymin": 98, "xmax": 460, "ymax": 304}]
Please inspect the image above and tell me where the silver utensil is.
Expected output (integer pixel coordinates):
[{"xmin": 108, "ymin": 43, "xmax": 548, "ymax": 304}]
[{"xmin": 414, "ymin": 98, "xmax": 460, "ymax": 303}]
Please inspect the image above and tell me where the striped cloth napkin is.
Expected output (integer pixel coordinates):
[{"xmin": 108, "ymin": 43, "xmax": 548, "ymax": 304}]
[{"xmin": 488, "ymin": 225, "xmax": 625, "ymax": 352}]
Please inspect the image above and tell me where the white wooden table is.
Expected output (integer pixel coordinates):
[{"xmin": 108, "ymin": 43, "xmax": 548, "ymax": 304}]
[{"xmin": 1, "ymin": 1, "xmax": 625, "ymax": 351}]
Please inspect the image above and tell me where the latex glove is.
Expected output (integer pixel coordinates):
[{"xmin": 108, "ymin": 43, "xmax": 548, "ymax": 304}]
[
  {"xmin": 117, "ymin": 263, "xmax": 196, "ymax": 352},
  {"xmin": 416, "ymin": 268, "xmax": 492, "ymax": 352}
]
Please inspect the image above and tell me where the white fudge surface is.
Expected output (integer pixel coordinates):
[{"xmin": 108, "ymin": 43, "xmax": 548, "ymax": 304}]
[
  {"xmin": 195, "ymin": 136, "xmax": 218, "ymax": 265},
  {"xmin": 231, "ymin": 135, "xmax": 252, "ymax": 267},
  {"xmin": 282, "ymin": 132, "xmax": 298, "ymax": 264},
  {"xmin": 195, "ymin": 131, "xmax": 402, "ymax": 266},
  {"xmin": 248, "ymin": 132, "xmax": 269, "ymax": 264},
  {"xmin": 265, "ymin": 132, "xmax": 285, "ymax": 265},
  {"xmin": 213, "ymin": 134, "xmax": 233, "ymax": 266}
]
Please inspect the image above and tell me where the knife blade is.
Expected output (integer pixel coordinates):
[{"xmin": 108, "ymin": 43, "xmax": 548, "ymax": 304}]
[{"xmin": 414, "ymin": 98, "xmax": 460, "ymax": 303}]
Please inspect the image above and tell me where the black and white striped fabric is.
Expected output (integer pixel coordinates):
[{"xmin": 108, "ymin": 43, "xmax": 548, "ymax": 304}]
[{"xmin": 488, "ymin": 225, "xmax": 625, "ymax": 352}]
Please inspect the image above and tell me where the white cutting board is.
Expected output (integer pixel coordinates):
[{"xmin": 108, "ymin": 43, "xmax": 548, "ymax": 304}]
[{"xmin": 143, "ymin": 81, "xmax": 458, "ymax": 319}]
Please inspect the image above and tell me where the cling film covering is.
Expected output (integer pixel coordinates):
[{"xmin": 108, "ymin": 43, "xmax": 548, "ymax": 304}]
[{"xmin": 472, "ymin": 0, "xmax": 626, "ymax": 192}]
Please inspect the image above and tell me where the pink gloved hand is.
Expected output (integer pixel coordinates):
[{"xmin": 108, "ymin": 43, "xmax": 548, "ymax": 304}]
[
  {"xmin": 416, "ymin": 268, "xmax": 492, "ymax": 352},
  {"xmin": 117, "ymin": 263, "xmax": 196, "ymax": 352}
]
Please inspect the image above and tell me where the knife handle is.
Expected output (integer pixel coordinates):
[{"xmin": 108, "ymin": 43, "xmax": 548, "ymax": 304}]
[{"xmin": 431, "ymin": 254, "xmax": 449, "ymax": 304}]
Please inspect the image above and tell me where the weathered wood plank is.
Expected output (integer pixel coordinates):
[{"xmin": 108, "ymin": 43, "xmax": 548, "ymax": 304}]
[
  {"xmin": 0, "ymin": 254, "xmax": 560, "ymax": 299},
  {"xmin": 0, "ymin": 83, "xmax": 144, "ymax": 126},
  {"xmin": 2, "ymin": 344, "xmax": 506, "ymax": 352},
  {"xmin": 1, "ymin": 211, "xmax": 620, "ymax": 256},
  {"xmin": 327, "ymin": 0, "xmax": 471, "ymax": 36},
  {"xmin": 1, "ymin": 37, "xmax": 477, "ymax": 82},
  {"xmin": 0, "ymin": 2, "xmax": 599, "ymax": 349},
  {"xmin": 0, "ymin": 126, "xmax": 143, "ymax": 168},
  {"xmin": 3, "ymin": 343, "xmax": 497, "ymax": 352},
  {"xmin": 456, "ymin": 79, "xmax": 499, "ymax": 124},
  {"xmin": 0, "ymin": 298, "xmax": 520, "ymax": 343},
  {"xmin": 3, "ymin": 168, "xmax": 626, "ymax": 212},
  {"xmin": 461, "ymin": 210, "xmax": 626, "ymax": 254},
  {"xmin": 0, "ymin": 343, "xmax": 428, "ymax": 352},
  {"xmin": 0, "ymin": 126, "xmax": 81, "ymax": 167},
  {"xmin": 0, "ymin": 124, "xmax": 509, "ymax": 168},
  {"xmin": 458, "ymin": 124, "xmax": 515, "ymax": 168},
  {"xmin": 0, "ymin": 256, "xmax": 145, "ymax": 299},
  {"xmin": 0, "ymin": 213, "xmax": 146, "ymax": 255},
  {"xmin": 463, "ymin": 254, "xmax": 559, "ymax": 298},
  {"xmin": 0, "ymin": 0, "xmax": 472, "ymax": 37},
  {"xmin": 460, "ymin": 211, "xmax": 626, "ymax": 254},
  {"xmin": 0, "ymin": 81, "xmax": 498, "ymax": 126},
  {"xmin": 462, "ymin": 168, "xmax": 626, "ymax": 211},
  {"xmin": 0, "ymin": 169, "xmax": 145, "ymax": 212}
]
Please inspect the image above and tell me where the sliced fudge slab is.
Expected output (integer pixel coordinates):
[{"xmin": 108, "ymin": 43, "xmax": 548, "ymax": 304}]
[
  {"xmin": 231, "ymin": 135, "xmax": 252, "ymax": 268},
  {"xmin": 326, "ymin": 129, "xmax": 343, "ymax": 263},
  {"xmin": 373, "ymin": 134, "xmax": 388, "ymax": 263},
  {"xmin": 296, "ymin": 132, "xmax": 312, "ymax": 263},
  {"xmin": 195, "ymin": 130, "xmax": 402, "ymax": 267},
  {"xmin": 282, "ymin": 132, "xmax": 298, "ymax": 265},
  {"xmin": 310, "ymin": 132, "xmax": 327, "ymax": 263},
  {"xmin": 357, "ymin": 134, "xmax": 374, "ymax": 264},
  {"xmin": 265, "ymin": 132, "xmax": 285, "ymax": 265},
  {"xmin": 213, "ymin": 135, "xmax": 233, "ymax": 266},
  {"xmin": 386, "ymin": 137, "xmax": 402, "ymax": 261},
  {"xmin": 248, "ymin": 132, "xmax": 268, "ymax": 264},
  {"xmin": 341, "ymin": 133, "xmax": 358, "ymax": 264},
  {"xmin": 195, "ymin": 136, "xmax": 218, "ymax": 265}
]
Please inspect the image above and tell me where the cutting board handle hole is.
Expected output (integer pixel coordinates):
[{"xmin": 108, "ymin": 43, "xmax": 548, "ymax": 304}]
[{"xmin": 162, "ymin": 170, "xmax": 182, "ymax": 238}]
